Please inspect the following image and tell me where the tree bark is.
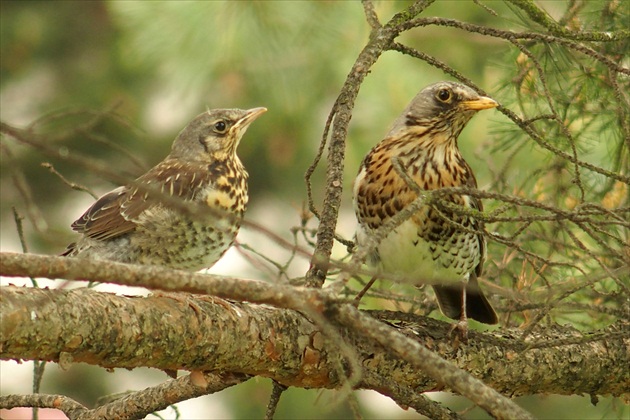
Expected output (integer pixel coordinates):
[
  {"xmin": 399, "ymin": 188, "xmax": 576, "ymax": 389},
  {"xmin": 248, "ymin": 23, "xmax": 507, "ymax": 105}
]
[{"xmin": 2, "ymin": 273, "xmax": 628, "ymax": 397}]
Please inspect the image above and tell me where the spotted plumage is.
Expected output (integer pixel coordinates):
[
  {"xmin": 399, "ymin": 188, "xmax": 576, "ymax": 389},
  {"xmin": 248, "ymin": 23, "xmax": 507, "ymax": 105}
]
[
  {"xmin": 63, "ymin": 107, "xmax": 266, "ymax": 271},
  {"xmin": 353, "ymin": 81, "xmax": 498, "ymax": 327}
]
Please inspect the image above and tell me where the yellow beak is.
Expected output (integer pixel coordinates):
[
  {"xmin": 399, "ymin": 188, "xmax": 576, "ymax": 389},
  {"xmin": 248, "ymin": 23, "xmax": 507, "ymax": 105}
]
[
  {"xmin": 234, "ymin": 107, "xmax": 267, "ymax": 131},
  {"xmin": 460, "ymin": 96, "xmax": 498, "ymax": 111}
]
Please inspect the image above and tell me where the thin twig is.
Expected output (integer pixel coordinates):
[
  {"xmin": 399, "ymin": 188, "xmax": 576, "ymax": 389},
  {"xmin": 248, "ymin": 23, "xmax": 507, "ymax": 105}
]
[
  {"xmin": 264, "ymin": 381, "xmax": 287, "ymax": 420},
  {"xmin": 41, "ymin": 162, "xmax": 99, "ymax": 199}
]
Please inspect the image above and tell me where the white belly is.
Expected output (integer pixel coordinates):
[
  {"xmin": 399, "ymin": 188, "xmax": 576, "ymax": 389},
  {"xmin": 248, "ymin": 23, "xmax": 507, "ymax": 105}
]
[{"xmin": 357, "ymin": 218, "xmax": 477, "ymax": 285}]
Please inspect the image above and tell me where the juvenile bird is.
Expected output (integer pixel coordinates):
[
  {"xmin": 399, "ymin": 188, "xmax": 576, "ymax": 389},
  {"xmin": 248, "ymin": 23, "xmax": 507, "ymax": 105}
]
[
  {"xmin": 353, "ymin": 81, "xmax": 498, "ymax": 333},
  {"xmin": 63, "ymin": 107, "xmax": 266, "ymax": 271}
]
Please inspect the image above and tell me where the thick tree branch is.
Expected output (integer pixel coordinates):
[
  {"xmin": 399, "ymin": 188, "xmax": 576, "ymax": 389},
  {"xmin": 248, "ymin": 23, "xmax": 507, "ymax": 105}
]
[
  {"xmin": 2, "ymin": 284, "xmax": 628, "ymax": 418},
  {"xmin": 1, "ymin": 286, "xmax": 323, "ymax": 382},
  {"xmin": 2, "ymin": 255, "xmax": 628, "ymax": 401}
]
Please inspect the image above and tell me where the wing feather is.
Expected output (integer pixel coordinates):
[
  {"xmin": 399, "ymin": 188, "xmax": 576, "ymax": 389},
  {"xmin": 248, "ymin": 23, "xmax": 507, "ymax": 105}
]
[
  {"xmin": 70, "ymin": 186, "xmax": 140, "ymax": 240},
  {"xmin": 463, "ymin": 162, "xmax": 486, "ymax": 277},
  {"xmin": 70, "ymin": 159, "xmax": 213, "ymax": 241}
]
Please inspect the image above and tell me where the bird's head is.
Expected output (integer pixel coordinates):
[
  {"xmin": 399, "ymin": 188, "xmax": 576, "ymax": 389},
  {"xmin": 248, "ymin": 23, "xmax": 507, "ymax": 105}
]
[
  {"xmin": 389, "ymin": 81, "xmax": 497, "ymax": 142},
  {"xmin": 170, "ymin": 107, "xmax": 267, "ymax": 161}
]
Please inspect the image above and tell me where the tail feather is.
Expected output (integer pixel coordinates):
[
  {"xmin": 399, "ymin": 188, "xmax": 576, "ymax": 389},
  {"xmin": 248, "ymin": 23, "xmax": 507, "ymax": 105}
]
[
  {"xmin": 432, "ymin": 275, "xmax": 498, "ymax": 325},
  {"xmin": 433, "ymin": 284, "xmax": 465, "ymax": 320}
]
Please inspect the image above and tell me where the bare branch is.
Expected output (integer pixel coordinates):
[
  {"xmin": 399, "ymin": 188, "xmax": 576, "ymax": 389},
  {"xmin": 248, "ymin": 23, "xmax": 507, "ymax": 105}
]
[
  {"xmin": 0, "ymin": 394, "xmax": 87, "ymax": 419},
  {"xmin": 41, "ymin": 162, "xmax": 99, "ymax": 199},
  {"xmin": 0, "ymin": 373, "xmax": 247, "ymax": 420},
  {"xmin": 86, "ymin": 372, "xmax": 247, "ymax": 420},
  {"xmin": 361, "ymin": 0, "xmax": 381, "ymax": 30}
]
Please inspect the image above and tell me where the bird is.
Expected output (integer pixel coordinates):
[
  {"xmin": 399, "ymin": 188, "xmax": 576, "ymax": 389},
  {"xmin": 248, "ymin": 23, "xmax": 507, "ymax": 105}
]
[
  {"xmin": 63, "ymin": 107, "xmax": 266, "ymax": 271},
  {"xmin": 353, "ymin": 81, "xmax": 498, "ymax": 334}
]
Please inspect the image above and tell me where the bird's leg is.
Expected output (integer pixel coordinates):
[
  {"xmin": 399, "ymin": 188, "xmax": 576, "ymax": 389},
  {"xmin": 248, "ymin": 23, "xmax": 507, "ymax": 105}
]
[
  {"xmin": 449, "ymin": 282, "xmax": 469, "ymax": 344},
  {"xmin": 353, "ymin": 275, "xmax": 378, "ymax": 307}
]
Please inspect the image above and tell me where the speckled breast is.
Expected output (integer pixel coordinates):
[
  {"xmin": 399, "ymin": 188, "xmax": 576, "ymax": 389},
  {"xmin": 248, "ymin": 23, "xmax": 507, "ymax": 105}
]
[{"xmin": 132, "ymin": 171, "xmax": 248, "ymax": 271}]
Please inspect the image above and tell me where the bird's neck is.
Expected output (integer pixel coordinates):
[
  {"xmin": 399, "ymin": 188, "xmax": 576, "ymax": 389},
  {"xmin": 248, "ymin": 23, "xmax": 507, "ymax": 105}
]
[
  {"xmin": 380, "ymin": 129, "xmax": 472, "ymax": 189},
  {"xmin": 391, "ymin": 127, "xmax": 463, "ymax": 160}
]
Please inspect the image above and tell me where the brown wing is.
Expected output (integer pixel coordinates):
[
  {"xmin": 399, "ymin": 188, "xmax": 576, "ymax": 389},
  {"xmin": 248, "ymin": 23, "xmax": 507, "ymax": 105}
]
[
  {"xmin": 70, "ymin": 186, "xmax": 141, "ymax": 240},
  {"xmin": 71, "ymin": 159, "xmax": 212, "ymax": 241},
  {"xmin": 462, "ymin": 160, "xmax": 485, "ymax": 278}
]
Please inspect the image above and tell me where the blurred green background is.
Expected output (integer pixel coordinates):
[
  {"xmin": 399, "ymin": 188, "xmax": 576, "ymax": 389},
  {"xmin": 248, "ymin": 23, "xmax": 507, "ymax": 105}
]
[{"xmin": 1, "ymin": 1, "xmax": 627, "ymax": 419}]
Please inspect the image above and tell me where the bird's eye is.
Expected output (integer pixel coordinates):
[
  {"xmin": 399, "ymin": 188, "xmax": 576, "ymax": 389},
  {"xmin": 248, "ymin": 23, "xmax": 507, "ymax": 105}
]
[
  {"xmin": 436, "ymin": 89, "xmax": 451, "ymax": 102},
  {"xmin": 213, "ymin": 120, "xmax": 228, "ymax": 133}
]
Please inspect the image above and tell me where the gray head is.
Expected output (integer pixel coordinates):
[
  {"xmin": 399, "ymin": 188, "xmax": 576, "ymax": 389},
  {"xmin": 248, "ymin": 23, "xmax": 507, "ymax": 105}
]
[
  {"xmin": 388, "ymin": 82, "xmax": 497, "ymax": 139},
  {"xmin": 169, "ymin": 107, "xmax": 267, "ymax": 161}
]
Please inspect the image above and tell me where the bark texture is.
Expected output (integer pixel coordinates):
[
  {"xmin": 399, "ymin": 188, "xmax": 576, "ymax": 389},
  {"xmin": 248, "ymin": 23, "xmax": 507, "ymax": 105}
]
[{"xmin": 2, "ymin": 281, "xmax": 628, "ymax": 397}]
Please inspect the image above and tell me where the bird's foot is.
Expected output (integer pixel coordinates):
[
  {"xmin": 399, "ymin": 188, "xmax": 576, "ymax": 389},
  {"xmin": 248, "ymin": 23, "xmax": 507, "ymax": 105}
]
[{"xmin": 448, "ymin": 319, "xmax": 469, "ymax": 347}]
